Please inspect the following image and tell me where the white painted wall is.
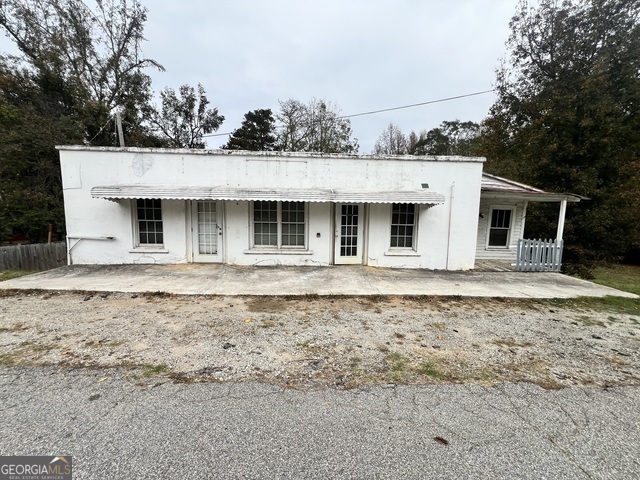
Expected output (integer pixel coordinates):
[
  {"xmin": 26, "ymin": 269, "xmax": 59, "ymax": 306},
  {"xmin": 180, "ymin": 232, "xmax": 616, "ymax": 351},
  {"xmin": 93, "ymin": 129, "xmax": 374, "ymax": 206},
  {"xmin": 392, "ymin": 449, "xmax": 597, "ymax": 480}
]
[{"xmin": 59, "ymin": 147, "xmax": 484, "ymax": 269}]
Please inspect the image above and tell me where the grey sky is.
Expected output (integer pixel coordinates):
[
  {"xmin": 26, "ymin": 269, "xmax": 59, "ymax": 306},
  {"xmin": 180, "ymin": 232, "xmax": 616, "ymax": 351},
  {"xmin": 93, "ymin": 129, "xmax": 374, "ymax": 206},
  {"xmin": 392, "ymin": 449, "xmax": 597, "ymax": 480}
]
[{"xmin": 1, "ymin": 0, "xmax": 518, "ymax": 152}]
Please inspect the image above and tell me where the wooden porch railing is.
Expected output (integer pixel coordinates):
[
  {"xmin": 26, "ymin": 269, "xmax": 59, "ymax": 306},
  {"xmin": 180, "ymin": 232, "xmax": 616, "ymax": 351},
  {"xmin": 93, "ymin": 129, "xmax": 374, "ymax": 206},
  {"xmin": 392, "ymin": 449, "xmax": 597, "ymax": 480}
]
[{"xmin": 516, "ymin": 238, "xmax": 563, "ymax": 272}]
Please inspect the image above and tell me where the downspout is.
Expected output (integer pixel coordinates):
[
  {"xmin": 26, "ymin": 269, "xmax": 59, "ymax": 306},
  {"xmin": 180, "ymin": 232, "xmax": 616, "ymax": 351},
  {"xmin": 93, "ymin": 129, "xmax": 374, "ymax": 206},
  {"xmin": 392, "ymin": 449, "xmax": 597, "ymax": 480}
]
[{"xmin": 445, "ymin": 182, "xmax": 455, "ymax": 270}]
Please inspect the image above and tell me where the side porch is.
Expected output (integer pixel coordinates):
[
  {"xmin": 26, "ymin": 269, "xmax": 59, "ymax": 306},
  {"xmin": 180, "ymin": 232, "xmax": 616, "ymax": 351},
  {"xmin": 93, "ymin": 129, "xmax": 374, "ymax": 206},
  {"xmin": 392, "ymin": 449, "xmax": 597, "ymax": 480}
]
[{"xmin": 475, "ymin": 173, "xmax": 584, "ymax": 271}]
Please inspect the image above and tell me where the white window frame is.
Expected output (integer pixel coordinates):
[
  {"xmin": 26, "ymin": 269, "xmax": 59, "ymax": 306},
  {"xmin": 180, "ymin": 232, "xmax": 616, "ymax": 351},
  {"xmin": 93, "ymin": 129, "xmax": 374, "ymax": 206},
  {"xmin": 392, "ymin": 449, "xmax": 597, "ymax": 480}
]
[
  {"xmin": 132, "ymin": 198, "xmax": 164, "ymax": 248},
  {"xmin": 486, "ymin": 206, "xmax": 515, "ymax": 249},
  {"xmin": 389, "ymin": 203, "xmax": 418, "ymax": 251},
  {"xmin": 250, "ymin": 201, "xmax": 308, "ymax": 250}
]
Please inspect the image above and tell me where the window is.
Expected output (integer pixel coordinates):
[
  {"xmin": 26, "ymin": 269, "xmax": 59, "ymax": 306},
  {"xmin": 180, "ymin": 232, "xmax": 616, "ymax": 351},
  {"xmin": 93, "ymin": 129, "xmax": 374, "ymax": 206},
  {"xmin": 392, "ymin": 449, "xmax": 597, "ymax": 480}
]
[
  {"xmin": 281, "ymin": 201, "xmax": 305, "ymax": 247},
  {"xmin": 253, "ymin": 201, "xmax": 278, "ymax": 246},
  {"xmin": 488, "ymin": 208, "xmax": 512, "ymax": 247},
  {"xmin": 136, "ymin": 199, "xmax": 163, "ymax": 246},
  {"xmin": 390, "ymin": 203, "xmax": 416, "ymax": 249},
  {"xmin": 253, "ymin": 201, "xmax": 306, "ymax": 248}
]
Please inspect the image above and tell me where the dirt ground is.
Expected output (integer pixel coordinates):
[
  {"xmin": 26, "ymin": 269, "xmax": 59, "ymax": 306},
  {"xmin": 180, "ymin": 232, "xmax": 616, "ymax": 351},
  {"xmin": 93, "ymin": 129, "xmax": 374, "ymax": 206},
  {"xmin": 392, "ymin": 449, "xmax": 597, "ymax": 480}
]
[{"xmin": 0, "ymin": 291, "xmax": 638, "ymax": 389}]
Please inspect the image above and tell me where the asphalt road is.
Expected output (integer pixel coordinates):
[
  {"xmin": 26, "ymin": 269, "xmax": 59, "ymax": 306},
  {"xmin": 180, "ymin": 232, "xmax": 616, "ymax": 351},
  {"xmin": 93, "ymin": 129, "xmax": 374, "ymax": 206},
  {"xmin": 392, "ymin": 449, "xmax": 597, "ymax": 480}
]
[{"xmin": 1, "ymin": 367, "xmax": 639, "ymax": 479}]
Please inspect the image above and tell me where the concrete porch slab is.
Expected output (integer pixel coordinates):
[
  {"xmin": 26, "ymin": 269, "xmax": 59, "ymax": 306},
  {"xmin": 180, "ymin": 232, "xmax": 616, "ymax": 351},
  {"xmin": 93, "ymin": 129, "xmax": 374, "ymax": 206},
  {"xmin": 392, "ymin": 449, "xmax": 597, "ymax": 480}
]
[{"xmin": 0, "ymin": 264, "xmax": 636, "ymax": 299}]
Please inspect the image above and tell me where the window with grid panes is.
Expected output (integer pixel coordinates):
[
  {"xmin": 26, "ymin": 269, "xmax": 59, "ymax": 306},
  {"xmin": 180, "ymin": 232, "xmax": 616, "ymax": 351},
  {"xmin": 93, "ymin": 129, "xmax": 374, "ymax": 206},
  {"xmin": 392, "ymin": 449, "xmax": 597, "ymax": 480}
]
[
  {"xmin": 488, "ymin": 208, "xmax": 512, "ymax": 247},
  {"xmin": 252, "ymin": 201, "xmax": 306, "ymax": 248},
  {"xmin": 390, "ymin": 203, "xmax": 416, "ymax": 248},
  {"xmin": 253, "ymin": 201, "xmax": 278, "ymax": 246},
  {"xmin": 281, "ymin": 202, "xmax": 305, "ymax": 246},
  {"xmin": 136, "ymin": 199, "xmax": 163, "ymax": 245}
]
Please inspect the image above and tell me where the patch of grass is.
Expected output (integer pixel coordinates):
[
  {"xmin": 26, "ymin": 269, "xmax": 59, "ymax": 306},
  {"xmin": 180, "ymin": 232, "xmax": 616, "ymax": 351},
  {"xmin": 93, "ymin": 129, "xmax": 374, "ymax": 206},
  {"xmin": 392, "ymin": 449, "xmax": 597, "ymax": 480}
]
[
  {"xmin": 348, "ymin": 356, "xmax": 361, "ymax": 367},
  {"xmin": 605, "ymin": 355, "xmax": 631, "ymax": 367},
  {"xmin": 140, "ymin": 363, "xmax": 169, "ymax": 377},
  {"xmin": 470, "ymin": 368, "xmax": 501, "ymax": 383},
  {"xmin": 0, "ymin": 350, "xmax": 22, "ymax": 366},
  {"xmin": 0, "ymin": 270, "xmax": 37, "ymax": 282},
  {"xmin": 246, "ymin": 297, "xmax": 287, "ymax": 313},
  {"xmin": 592, "ymin": 265, "xmax": 640, "ymax": 296},
  {"xmin": 297, "ymin": 340, "xmax": 322, "ymax": 353},
  {"xmin": 417, "ymin": 361, "xmax": 445, "ymax": 379},
  {"xmin": 548, "ymin": 296, "xmax": 640, "ymax": 316},
  {"xmin": 574, "ymin": 315, "xmax": 606, "ymax": 327},
  {"xmin": 0, "ymin": 342, "xmax": 56, "ymax": 366},
  {"xmin": 385, "ymin": 352, "xmax": 408, "ymax": 372},
  {"xmin": 0, "ymin": 322, "xmax": 29, "ymax": 333},
  {"xmin": 490, "ymin": 338, "xmax": 533, "ymax": 348}
]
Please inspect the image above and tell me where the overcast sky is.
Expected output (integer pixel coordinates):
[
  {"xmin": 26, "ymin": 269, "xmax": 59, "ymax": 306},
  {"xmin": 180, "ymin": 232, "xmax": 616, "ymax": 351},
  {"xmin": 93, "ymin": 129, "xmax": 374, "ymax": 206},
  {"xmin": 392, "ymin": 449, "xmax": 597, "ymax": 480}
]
[{"xmin": 1, "ymin": 0, "xmax": 518, "ymax": 152}]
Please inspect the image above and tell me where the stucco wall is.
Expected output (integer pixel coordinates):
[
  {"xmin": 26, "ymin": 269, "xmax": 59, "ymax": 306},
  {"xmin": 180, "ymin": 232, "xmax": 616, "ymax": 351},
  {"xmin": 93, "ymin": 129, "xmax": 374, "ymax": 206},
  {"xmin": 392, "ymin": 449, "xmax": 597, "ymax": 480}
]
[{"xmin": 59, "ymin": 147, "xmax": 484, "ymax": 269}]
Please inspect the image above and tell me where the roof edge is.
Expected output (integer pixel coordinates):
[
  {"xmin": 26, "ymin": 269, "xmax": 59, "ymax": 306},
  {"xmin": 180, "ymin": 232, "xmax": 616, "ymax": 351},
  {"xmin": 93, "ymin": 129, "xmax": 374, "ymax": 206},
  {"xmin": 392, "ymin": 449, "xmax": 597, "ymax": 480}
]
[
  {"xmin": 482, "ymin": 172, "xmax": 586, "ymax": 201},
  {"xmin": 56, "ymin": 145, "xmax": 486, "ymax": 163}
]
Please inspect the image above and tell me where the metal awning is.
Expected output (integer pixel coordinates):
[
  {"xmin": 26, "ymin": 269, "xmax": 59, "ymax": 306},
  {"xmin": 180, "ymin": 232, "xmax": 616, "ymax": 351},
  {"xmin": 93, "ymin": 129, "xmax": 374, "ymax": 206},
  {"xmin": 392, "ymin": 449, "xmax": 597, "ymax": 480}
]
[
  {"xmin": 481, "ymin": 172, "xmax": 585, "ymax": 202},
  {"xmin": 90, "ymin": 185, "xmax": 445, "ymax": 205}
]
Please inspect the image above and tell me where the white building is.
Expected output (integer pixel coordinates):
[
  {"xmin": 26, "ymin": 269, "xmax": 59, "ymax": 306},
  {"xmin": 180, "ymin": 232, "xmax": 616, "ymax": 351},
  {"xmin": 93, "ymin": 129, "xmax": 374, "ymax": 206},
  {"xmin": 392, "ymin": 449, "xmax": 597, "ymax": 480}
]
[{"xmin": 58, "ymin": 147, "xmax": 579, "ymax": 270}]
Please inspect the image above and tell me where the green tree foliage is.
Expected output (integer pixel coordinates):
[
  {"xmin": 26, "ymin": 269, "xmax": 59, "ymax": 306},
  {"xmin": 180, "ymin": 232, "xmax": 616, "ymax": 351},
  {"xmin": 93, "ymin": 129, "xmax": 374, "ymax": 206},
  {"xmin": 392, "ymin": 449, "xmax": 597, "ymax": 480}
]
[
  {"xmin": 277, "ymin": 98, "xmax": 359, "ymax": 153},
  {"xmin": 223, "ymin": 108, "xmax": 276, "ymax": 151},
  {"xmin": 413, "ymin": 121, "xmax": 481, "ymax": 156},
  {"xmin": 149, "ymin": 84, "xmax": 224, "ymax": 149},
  {"xmin": 372, "ymin": 120, "xmax": 481, "ymax": 156},
  {"xmin": 0, "ymin": 59, "xmax": 82, "ymax": 242},
  {"xmin": 0, "ymin": 0, "xmax": 165, "ymax": 242},
  {"xmin": 481, "ymin": 0, "xmax": 640, "ymax": 263},
  {"xmin": 0, "ymin": 0, "xmax": 163, "ymax": 145}
]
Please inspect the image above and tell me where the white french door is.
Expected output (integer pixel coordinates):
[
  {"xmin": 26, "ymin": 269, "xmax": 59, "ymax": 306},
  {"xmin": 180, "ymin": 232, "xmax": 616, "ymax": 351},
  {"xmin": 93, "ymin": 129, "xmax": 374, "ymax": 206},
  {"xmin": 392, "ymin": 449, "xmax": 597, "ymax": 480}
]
[
  {"xmin": 191, "ymin": 201, "xmax": 223, "ymax": 263},
  {"xmin": 334, "ymin": 203, "xmax": 364, "ymax": 264}
]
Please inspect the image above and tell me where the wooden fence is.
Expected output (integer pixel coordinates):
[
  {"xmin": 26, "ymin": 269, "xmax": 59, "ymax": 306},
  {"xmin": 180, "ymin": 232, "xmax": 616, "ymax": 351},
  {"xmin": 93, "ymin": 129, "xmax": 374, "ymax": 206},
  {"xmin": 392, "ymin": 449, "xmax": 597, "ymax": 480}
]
[
  {"xmin": 0, "ymin": 242, "xmax": 67, "ymax": 271},
  {"xmin": 516, "ymin": 238, "xmax": 563, "ymax": 272}
]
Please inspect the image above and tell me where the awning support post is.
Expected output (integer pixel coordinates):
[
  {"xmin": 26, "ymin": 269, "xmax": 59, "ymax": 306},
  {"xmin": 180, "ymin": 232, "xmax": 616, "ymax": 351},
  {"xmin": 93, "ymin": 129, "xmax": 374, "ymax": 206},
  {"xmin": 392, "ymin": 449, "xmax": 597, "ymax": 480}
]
[{"xmin": 556, "ymin": 198, "xmax": 567, "ymax": 242}]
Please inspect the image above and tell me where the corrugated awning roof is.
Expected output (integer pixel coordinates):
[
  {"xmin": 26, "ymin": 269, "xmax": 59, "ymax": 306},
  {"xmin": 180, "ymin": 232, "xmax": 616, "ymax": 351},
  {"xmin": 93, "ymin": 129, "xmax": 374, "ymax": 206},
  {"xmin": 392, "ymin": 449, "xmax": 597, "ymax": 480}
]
[
  {"xmin": 481, "ymin": 173, "xmax": 585, "ymax": 202},
  {"xmin": 91, "ymin": 185, "xmax": 446, "ymax": 205}
]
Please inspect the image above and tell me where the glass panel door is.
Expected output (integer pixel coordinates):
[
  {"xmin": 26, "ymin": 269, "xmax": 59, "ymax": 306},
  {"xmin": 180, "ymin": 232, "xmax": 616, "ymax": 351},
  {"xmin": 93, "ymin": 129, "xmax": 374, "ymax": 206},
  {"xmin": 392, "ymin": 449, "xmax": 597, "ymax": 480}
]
[
  {"xmin": 334, "ymin": 203, "xmax": 364, "ymax": 264},
  {"xmin": 191, "ymin": 201, "xmax": 222, "ymax": 263}
]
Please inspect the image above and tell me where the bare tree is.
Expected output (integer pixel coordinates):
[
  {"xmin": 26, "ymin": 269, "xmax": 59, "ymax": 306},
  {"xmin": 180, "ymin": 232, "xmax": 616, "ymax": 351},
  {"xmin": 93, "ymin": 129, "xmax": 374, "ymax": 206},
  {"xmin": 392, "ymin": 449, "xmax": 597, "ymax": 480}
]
[
  {"xmin": 276, "ymin": 98, "xmax": 358, "ymax": 153},
  {"xmin": 373, "ymin": 123, "xmax": 408, "ymax": 155}
]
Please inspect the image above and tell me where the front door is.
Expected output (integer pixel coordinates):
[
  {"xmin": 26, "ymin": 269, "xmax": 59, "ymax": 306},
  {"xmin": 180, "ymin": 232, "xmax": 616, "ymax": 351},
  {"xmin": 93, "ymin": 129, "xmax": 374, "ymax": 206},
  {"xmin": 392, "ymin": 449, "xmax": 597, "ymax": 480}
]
[
  {"xmin": 191, "ymin": 201, "xmax": 223, "ymax": 263},
  {"xmin": 334, "ymin": 203, "xmax": 364, "ymax": 264}
]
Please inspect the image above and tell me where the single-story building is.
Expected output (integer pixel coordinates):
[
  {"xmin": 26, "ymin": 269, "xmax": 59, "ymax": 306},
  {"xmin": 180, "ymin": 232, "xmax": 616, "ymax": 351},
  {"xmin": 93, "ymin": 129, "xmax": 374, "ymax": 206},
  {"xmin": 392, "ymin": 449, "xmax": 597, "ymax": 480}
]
[{"xmin": 58, "ymin": 146, "xmax": 580, "ymax": 270}]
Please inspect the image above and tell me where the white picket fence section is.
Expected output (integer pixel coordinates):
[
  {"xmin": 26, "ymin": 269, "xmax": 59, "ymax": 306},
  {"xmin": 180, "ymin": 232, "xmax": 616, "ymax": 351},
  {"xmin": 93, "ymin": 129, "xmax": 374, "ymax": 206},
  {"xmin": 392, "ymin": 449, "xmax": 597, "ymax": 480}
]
[{"xmin": 516, "ymin": 238, "xmax": 563, "ymax": 272}]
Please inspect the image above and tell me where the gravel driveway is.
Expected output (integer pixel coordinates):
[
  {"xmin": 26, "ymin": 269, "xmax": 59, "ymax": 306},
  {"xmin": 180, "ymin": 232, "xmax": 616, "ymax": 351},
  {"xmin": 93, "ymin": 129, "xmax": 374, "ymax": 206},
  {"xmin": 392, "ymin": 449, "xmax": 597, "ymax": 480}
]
[{"xmin": 1, "ymin": 291, "xmax": 638, "ymax": 389}]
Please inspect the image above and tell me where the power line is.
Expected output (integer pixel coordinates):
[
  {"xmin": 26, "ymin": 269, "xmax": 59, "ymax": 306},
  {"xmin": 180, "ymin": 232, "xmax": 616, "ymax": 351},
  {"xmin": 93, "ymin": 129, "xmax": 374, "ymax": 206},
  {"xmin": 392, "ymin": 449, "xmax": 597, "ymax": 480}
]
[
  {"xmin": 340, "ymin": 89, "xmax": 495, "ymax": 119},
  {"xmin": 86, "ymin": 116, "xmax": 114, "ymax": 144},
  {"xmin": 201, "ymin": 89, "xmax": 495, "ymax": 138}
]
